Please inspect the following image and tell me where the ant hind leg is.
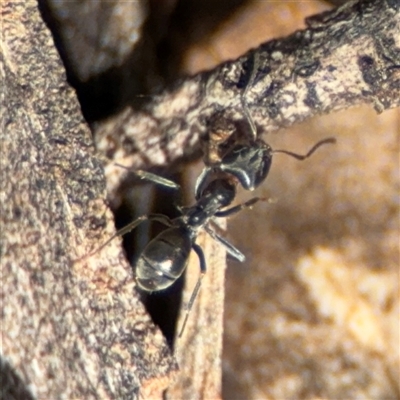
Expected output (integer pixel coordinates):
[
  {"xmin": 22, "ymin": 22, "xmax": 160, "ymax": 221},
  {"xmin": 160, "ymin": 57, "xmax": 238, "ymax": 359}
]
[{"xmin": 178, "ymin": 243, "xmax": 206, "ymax": 338}]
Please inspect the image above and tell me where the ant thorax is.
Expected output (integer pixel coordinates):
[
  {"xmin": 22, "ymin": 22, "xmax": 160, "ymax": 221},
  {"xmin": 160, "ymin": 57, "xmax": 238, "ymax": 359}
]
[{"xmin": 182, "ymin": 174, "xmax": 237, "ymax": 230}]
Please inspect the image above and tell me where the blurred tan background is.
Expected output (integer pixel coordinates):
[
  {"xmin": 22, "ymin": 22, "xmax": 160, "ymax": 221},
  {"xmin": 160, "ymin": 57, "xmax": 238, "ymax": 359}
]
[{"xmin": 182, "ymin": 1, "xmax": 399, "ymax": 398}]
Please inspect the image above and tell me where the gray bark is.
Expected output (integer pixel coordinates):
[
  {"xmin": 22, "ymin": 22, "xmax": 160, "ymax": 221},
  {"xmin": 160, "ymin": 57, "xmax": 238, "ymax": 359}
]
[{"xmin": 1, "ymin": 2, "xmax": 176, "ymax": 399}]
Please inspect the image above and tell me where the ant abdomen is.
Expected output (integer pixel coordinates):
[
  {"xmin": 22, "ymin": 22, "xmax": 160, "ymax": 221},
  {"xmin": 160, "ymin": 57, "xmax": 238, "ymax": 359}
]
[{"xmin": 135, "ymin": 227, "xmax": 191, "ymax": 291}]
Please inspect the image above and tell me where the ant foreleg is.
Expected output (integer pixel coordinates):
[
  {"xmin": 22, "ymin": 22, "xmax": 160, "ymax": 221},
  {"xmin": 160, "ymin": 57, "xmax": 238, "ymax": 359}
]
[
  {"xmin": 114, "ymin": 163, "xmax": 180, "ymax": 190},
  {"xmin": 178, "ymin": 242, "xmax": 206, "ymax": 338},
  {"xmin": 273, "ymin": 137, "xmax": 336, "ymax": 160}
]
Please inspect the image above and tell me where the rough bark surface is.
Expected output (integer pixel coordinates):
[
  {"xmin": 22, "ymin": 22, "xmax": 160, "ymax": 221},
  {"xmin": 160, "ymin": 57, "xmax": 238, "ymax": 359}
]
[{"xmin": 1, "ymin": 2, "xmax": 176, "ymax": 399}]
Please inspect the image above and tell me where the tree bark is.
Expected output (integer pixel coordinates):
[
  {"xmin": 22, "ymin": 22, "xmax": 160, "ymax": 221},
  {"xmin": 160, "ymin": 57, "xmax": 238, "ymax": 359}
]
[{"xmin": 1, "ymin": 2, "xmax": 176, "ymax": 399}]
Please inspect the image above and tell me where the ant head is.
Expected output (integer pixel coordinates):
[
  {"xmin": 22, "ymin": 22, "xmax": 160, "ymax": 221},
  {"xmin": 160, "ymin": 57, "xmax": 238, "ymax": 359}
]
[{"xmin": 218, "ymin": 140, "xmax": 273, "ymax": 191}]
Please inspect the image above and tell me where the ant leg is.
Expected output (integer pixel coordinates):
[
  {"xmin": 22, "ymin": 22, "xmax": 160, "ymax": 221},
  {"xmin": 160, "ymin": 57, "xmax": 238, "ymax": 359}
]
[
  {"xmin": 215, "ymin": 196, "xmax": 267, "ymax": 218},
  {"xmin": 273, "ymin": 137, "xmax": 336, "ymax": 160},
  {"xmin": 178, "ymin": 242, "xmax": 206, "ymax": 338},
  {"xmin": 203, "ymin": 196, "xmax": 270, "ymax": 262},
  {"xmin": 204, "ymin": 226, "xmax": 245, "ymax": 262},
  {"xmin": 114, "ymin": 163, "xmax": 180, "ymax": 190},
  {"xmin": 78, "ymin": 213, "xmax": 173, "ymax": 260},
  {"xmin": 115, "ymin": 213, "xmax": 172, "ymax": 238}
]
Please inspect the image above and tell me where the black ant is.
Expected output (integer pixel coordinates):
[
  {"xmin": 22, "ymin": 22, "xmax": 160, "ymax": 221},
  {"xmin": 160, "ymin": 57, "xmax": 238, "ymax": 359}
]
[
  {"xmin": 85, "ymin": 96, "xmax": 335, "ymax": 337},
  {"xmin": 87, "ymin": 162, "xmax": 266, "ymax": 336},
  {"xmin": 84, "ymin": 55, "xmax": 335, "ymax": 336}
]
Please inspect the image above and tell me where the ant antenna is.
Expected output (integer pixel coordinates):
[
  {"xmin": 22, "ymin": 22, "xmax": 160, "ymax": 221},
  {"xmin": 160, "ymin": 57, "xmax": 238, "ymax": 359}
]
[
  {"xmin": 273, "ymin": 137, "xmax": 336, "ymax": 160},
  {"xmin": 241, "ymin": 52, "xmax": 261, "ymax": 140}
]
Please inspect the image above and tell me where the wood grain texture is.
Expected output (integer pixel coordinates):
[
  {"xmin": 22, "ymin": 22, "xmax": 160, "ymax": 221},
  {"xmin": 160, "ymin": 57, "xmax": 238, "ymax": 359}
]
[{"xmin": 167, "ymin": 226, "xmax": 227, "ymax": 400}]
